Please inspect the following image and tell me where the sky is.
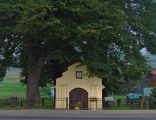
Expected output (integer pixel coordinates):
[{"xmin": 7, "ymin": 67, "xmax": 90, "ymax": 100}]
[{"xmin": 141, "ymin": 48, "xmax": 156, "ymax": 69}]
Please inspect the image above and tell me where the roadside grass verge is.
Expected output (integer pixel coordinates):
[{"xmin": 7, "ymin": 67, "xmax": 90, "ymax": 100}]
[{"xmin": 111, "ymin": 104, "xmax": 139, "ymax": 110}]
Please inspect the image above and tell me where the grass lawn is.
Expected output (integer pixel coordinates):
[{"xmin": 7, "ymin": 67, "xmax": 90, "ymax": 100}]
[
  {"xmin": 0, "ymin": 69, "xmax": 52, "ymax": 99},
  {"xmin": 0, "ymin": 71, "xmax": 53, "ymax": 109},
  {"xmin": 0, "ymin": 79, "xmax": 26, "ymax": 98},
  {"xmin": 113, "ymin": 95, "xmax": 126, "ymax": 100},
  {"xmin": 0, "ymin": 70, "xmax": 26, "ymax": 98},
  {"xmin": 0, "ymin": 79, "xmax": 52, "ymax": 99},
  {"xmin": 111, "ymin": 104, "xmax": 139, "ymax": 110}
]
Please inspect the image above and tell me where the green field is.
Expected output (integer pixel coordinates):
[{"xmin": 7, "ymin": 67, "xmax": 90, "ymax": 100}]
[
  {"xmin": 0, "ymin": 79, "xmax": 26, "ymax": 98},
  {"xmin": 0, "ymin": 68, "xmax": 25, "ymax": 98},
  {"xmin": 111, "ymin": 104, "xmax": 139, "ymax": 110},
  {"xmin": 0, "ymin": 68, "xmax": 51, "ymax": 98}
]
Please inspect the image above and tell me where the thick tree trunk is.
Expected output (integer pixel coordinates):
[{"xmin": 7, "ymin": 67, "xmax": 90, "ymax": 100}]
[
  {"xmin": 27, "ymin": 65, "xmax": 41, "ymax": 106},
  {"xmin": 26, "ymin": 48, "xmax": 49, "ymax": 106}
]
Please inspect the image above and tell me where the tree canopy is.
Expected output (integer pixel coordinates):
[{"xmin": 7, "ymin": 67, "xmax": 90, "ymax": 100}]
[{"xmin": 0, "ymin": 0, "xmax": 156, "ymax": 105}]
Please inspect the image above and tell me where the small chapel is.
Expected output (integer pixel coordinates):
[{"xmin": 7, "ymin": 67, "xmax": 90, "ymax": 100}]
[{"xmin": 55, "ymin": 62, "xmax": 104, "ymax": 110}]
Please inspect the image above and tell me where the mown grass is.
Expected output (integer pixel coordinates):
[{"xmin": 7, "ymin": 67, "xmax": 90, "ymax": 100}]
[
  {"xmin": 0, "ymin": 70, "xmax": 52, "ymax": 98},
  {"xmin": 111, "ymin": 104, "xmax": 139, "ymax": 110},
  {"xmin": 0, "ymin": 68, "xmax": 53, "ymax": 109},
  {"xmin": 0, "ymin": 78, "xmax": 53, "ymax": 109},
  {"xmin": 113, "ymin": 95, "xmax": 126, "ymax": 100},
  {"xmin": 0, "ymin": 68, "xmax": 25, "ymax": 98},
  {"xmin": 0, "ymin": 80, "xmax": 26, "ymax": 98},
  {"xmin": 0, "ymin": 80, "xmax": 52, "ymax": 98}
]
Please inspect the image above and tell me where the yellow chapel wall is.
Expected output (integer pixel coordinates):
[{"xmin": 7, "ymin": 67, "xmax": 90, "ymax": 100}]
[{"xmin": 55, "ymin": 62, "xmax": 104, "ymax": 109}]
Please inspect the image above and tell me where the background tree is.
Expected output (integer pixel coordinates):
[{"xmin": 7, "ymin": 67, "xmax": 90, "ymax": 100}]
[
  {"xmin": 0, "ymin": 0, "xmax": 156, "ymax": 106},
  {"xmin": 150, "ymin": 88, "xmax": 156, "ymax": 108},
  {"xmin": 100, "ymin": 0, "xmax": 156, "ymax": 96}
]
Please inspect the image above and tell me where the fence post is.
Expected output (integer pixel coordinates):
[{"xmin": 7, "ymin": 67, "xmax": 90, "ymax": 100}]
[
  {"xmin": 41, "ymin": 98, "xmax": 45, "ymax": 106},
  {"xmin": 117, "ymin": 99, "xmax": 121, "ymax": 106},
  {"xmin": 52, "ymin": 97, "xmax": 55, "ymax": 108},
  {"xmin": 96, "ymin": 99, "xmax": 97, "ymax": 110},
  {"xmin": 20, "ymin": 98, "xmax": 23, "ymax": 107},
  {"xmin": 66, "ymin": 97, "xmax": 68, "ymax": 109}
]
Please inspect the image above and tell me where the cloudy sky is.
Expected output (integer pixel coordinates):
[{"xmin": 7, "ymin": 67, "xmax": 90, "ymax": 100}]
[{"xmin": 141, "ymin": 48, "xmax": 156, "ymax": 69}]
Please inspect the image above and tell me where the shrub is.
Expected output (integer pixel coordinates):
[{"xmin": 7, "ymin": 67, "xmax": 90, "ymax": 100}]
[{"xmin": 150, "ymin": 88, "xmax": 156, "ymax": 109}]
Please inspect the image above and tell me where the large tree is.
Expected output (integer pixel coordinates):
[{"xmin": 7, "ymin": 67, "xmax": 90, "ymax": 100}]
[{"xmin": 0, "ymin": 0, "xmax": 156, "ymax": 105}]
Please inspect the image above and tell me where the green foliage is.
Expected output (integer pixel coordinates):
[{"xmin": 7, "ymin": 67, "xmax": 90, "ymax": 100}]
[
  {"xmin": 0, "ymin": 67, "xmax": 6, "ymax": 81},
  {"xmin": 150, "ymin": 88, "xmax": 156, "ymax": 99},
  {"xmin": 150, "ymin": 88, "xmax": 156, "ymax": 109}
]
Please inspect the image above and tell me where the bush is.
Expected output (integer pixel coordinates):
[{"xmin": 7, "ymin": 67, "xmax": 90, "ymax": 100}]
[{"xmin": 150, "ymin": 88, "xmax": 156, "ymax": 109}]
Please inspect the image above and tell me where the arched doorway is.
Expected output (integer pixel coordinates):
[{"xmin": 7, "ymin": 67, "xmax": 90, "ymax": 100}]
[{"xmin": 69, "ymin": 88, "xmax": 88, "ymax": 109}]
